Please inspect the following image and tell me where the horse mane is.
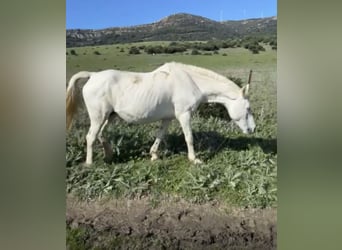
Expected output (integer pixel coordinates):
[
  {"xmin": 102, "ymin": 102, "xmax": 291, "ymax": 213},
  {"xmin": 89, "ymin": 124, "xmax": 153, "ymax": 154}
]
[{"xmin": 169, "ymin": 62, "xmax": 240, "ymax": 90}]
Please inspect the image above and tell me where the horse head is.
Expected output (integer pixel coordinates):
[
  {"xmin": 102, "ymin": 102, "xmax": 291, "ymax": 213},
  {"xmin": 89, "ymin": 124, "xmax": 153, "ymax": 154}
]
[{"xmin": 227, "ymin": 84, "xmax": 256, "ymax": 134}]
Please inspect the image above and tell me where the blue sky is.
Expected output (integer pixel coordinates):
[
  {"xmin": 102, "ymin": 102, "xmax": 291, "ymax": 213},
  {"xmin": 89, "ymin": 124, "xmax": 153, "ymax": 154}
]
[{"xmin": 66, "ymin": 0, "xmax": 277, "ymax": 29}]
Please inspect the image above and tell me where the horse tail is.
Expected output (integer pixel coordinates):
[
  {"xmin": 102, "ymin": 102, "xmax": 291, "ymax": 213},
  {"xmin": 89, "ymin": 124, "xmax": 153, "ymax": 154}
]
[{"xmin": 66, "ymin": 71, "xmax": 93, "ymax": 130}]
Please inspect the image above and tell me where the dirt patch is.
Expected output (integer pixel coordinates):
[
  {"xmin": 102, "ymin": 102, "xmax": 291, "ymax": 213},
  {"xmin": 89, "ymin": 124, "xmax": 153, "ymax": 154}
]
[{"xmin": 67, "ymin": 196, "xmax": 276, "ymax": 249}]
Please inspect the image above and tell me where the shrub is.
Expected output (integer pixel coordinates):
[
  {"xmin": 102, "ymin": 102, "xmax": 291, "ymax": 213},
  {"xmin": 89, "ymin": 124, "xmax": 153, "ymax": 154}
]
[
  {"xmin": 164, "ymin": 45, "xmax": 187, "ymax": 54},
  {"xmin": 70, "ymin": 49, "xmax": 77, "ymax": 56},
  {"xmin": 199, "ymin": 42, "xmax": 219, "ymax": 51},
  {"xmin": 191, "ymin": 49, "xmax": 201, "ymax": 55},
  {"xmin": 251, "ymin": 48, "xmax": 259, "ymax": 54},
  {"xmin": 129, "ymin": 46, "xmax": 140, "ymax": 54},
  {"xmin": 145, "ymin": 45, "xmax": 164, "ymax": 54},
  {"xmin": 169, "ymin": 41, "xmax": 178, "ymax": 46},
  {"xmin": 221, "ymin": 42, "xmax": 229, "ymax": 48},
  {"xmin": 93, "ymin": 51, "xmax": 101, "ymax": 55}
]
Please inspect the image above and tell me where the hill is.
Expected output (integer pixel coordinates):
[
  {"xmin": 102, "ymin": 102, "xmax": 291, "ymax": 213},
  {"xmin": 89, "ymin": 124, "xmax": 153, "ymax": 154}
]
[{"xmin": 66, "ymin": 13, "xmax": 277, "ymax": 47}]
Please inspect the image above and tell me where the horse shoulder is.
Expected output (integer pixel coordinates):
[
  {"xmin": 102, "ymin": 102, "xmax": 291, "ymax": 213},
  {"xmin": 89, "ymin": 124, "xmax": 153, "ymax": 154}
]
[{"xmin": 167, "ymin": 66, "xmax": 204, "ymax": 113}]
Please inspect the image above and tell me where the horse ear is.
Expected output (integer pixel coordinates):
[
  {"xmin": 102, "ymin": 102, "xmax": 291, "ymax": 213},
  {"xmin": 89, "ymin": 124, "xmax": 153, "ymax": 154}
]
[{"xmin": 241, "ymin": 84, "xmax": 250, "ymax": 98}]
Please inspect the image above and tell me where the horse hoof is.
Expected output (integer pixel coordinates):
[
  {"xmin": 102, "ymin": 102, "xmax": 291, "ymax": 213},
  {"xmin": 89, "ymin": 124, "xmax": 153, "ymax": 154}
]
[
  {"xmin": 191, "ymin": 158, "xmax": 203, "ymax": 165},
  {"xmin": 151, "ymin": 154, "xmax": 159, "ymax": 161}
]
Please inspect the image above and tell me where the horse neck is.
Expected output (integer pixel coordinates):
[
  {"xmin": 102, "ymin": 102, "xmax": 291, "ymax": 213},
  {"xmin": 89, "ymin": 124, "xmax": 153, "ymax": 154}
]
[{"xmin": 193, "ymin": 76, "xmax": 240, "ymax": 105}]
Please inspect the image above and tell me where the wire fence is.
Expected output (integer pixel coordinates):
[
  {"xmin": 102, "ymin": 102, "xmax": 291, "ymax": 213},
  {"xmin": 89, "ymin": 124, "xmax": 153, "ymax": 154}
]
[{"xmin": 221, "ymin": 69, "xmax": 277, "ymax": 84}]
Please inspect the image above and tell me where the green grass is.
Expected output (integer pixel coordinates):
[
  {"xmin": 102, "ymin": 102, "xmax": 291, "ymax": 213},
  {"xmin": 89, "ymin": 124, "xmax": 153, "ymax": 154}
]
[
  {"xmin": 66, "ymin": 41, "xmax": 276, "ymax": 79},
  {"xmin": 66, "ymin": 42, "xmax": 277, "ymax": 208}
]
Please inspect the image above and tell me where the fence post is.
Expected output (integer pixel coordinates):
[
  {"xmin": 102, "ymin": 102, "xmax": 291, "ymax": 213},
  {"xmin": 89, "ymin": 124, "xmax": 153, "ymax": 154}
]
[{"xmin": 248, "ymin": 70, "xmax": 253, "ymax": 84}]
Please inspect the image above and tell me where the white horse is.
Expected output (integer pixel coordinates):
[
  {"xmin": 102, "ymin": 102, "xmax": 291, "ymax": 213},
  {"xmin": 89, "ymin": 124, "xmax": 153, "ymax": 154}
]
[{"xmin": 66, "ymin": 62, "xmax": 255, "ymax": 165}]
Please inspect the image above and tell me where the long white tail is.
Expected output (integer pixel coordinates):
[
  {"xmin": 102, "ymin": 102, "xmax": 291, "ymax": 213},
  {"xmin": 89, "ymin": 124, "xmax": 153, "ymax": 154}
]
[{"xmin": 66, "ymin": 71, "xmax": 93, "ymax": 130}]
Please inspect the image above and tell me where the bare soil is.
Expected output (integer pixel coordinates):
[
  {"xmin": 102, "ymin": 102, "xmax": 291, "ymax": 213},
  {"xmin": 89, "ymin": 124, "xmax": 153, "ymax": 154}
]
[{"xmin": 67, "ymin": 195, "xmax": 276, "ymax": 249}]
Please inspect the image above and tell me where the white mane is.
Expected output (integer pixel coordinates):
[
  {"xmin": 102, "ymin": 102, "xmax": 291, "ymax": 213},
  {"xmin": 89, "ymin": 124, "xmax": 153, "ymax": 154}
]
[{"xmin": 168, "ymin": 62, "xmax": 241, "ymax": 92}]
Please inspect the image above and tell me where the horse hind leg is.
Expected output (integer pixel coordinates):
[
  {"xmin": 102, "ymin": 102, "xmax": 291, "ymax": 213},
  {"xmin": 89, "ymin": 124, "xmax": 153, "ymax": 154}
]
[
  {"xmin": 150, "ymin": 119, "xmax": 171, "ymax": 161},
  {"xmin": 85, "ymin": 118, "xmax": 103, "ymax": 165},
  {"xmin": 97, "ymin": 119, "xmax": 111, "ymax": 162},
  {"xmin": 85, "ymin": 110, "xmax": 112, "ymax": 165},
  {"xmin": 97, "ymin": 113, "xmax": 116, "ymax": 163}
]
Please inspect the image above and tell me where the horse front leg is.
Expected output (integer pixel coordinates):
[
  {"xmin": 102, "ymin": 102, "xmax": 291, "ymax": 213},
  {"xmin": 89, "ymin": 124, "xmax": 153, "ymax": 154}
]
[
  {"xmin": 177, "ymin": 111, "xmax": 202, "ymax": 164},
  {"xmin": 150, "ymin": 119, "xmax": 171, "ymax": 161}
]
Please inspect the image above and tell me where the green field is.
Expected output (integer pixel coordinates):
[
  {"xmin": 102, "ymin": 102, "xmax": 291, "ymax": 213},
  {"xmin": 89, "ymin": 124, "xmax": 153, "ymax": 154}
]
[
  {"xmin": 66, "ymin": 41, "xmax": 276, "ymax": 78},
  {"xmin": 66, "ymin": 41, "xmax": 277, "ymax": 208}
]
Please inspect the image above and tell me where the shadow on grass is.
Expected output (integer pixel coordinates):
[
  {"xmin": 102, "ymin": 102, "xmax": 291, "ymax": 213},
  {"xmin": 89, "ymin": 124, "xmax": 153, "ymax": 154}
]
[
  {"xmin": 166, "ymin": 131, "xmax": 277, "ymax": 158},
  {"xmin": 105, "ymin": 131, "xmax": 276, "ymax": 164}
]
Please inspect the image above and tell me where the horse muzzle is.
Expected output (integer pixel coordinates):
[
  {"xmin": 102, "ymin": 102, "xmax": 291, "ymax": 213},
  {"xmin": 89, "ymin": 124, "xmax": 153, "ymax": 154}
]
[{"xmin": 245, "ymin": 127, "xmax": 255, "ymax": 134}]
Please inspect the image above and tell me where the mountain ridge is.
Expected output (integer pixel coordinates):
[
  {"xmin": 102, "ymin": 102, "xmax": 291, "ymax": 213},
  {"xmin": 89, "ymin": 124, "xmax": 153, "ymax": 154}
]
[{"xmin": 67, "ymin": 13, "xmax": 277, "ymax": 47}]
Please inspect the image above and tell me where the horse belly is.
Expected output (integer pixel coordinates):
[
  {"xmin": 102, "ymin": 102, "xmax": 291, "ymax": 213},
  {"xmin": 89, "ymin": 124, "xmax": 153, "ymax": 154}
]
[{"xmin": 115, "ymin": 99, "xmax": 175, "ymax": 124}]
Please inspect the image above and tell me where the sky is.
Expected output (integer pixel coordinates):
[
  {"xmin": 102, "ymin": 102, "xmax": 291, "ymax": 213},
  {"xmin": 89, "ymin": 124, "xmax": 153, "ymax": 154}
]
[{"xmin": 66, "ymin": 0, "xmax": 277, "ymax": 29}]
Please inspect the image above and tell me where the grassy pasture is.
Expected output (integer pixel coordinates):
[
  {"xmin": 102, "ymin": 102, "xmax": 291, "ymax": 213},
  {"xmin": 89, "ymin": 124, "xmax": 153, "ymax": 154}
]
[
  {"xmin": 66, "ymin": 41, "xmax": 277, "ymax": 208},
  {"xmin": 66, "ymin": 42, "xmax": 276, "ymax": 78}
]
